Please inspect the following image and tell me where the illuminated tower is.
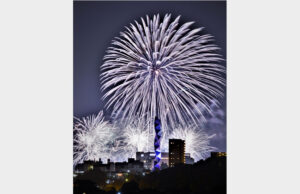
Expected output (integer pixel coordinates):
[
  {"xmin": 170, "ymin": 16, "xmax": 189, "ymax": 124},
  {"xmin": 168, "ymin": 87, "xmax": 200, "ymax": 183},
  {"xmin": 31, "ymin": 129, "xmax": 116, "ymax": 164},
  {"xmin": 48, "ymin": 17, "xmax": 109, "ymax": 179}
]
[
  {"xmin": 169, "ymin": 139, "xmax": 185, "ymax": 167},
  {"xmin": 153, "ymin": 117, "xmax": 162, "ymax": 170}
]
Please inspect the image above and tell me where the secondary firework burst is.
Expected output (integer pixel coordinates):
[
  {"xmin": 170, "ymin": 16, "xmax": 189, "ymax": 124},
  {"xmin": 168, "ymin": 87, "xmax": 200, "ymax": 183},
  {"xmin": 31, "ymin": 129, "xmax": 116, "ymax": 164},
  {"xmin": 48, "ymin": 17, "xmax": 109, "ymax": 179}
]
[
  {"xmin": 73, "ymin": 111, "xmax": 116, "ymax": 166},
  {"xmin": 117, "ymin": 119, "xmax": 216, "ymax": 162},
  {"xmin": 163, "ymin": 125, "xmax": 216, "ymax": 161},
  {"xmin": 123, "ymin": 120, "xmax": 153, "ymax": 153},
  {"xmin": 73, "ymin": 112, "xmax": 216, "ymax": 164},
  {"xmin": 113, "ymin": 117, "xmax": 154, "ymax": 160},
  {"xmin": 73, "ymin": 113, "xmax": 153, "ymax": 164},
  {"xmin": 101, "ymin": 13, "xmax": 225, "ymax": 132}
]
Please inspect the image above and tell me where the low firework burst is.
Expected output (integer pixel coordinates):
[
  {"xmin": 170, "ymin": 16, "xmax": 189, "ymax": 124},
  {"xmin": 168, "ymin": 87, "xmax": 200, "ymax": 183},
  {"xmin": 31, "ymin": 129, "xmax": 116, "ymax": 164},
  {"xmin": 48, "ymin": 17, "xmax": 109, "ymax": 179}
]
[
  {"xmin": 73, "ymin": 111, "xmax": 116, "ymax": 166},
  {"xmin": 123, "ymin": 121, "xmax": 153, "ymax": 153},
  {"xmin": 73, "ymin": 112, "xmax": 217, "ymax": 165},
  {"xmin": 113, "ymin": 117, "xmax": 154, "ymax": 160},
  {"xmin": 162, "ymin": 125, "xmax": 216, "ymax": 161}
]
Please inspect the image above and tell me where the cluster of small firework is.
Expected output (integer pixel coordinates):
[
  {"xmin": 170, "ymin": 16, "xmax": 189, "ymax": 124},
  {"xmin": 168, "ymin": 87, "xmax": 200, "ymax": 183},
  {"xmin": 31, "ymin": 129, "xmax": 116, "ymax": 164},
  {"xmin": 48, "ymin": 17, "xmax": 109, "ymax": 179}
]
[
  {"xmin": 74, "ymin": 114, "xmax": 153, "ymax": 165},
  {"xmin": 73, "ymin": 111, "xmax": 216, "ymax": 166}
]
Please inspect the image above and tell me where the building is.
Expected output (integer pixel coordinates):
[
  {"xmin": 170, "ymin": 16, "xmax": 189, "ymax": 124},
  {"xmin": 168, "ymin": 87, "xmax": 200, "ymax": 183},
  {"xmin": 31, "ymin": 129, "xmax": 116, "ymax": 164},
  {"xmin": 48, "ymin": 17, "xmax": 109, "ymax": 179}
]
[
  {"xmin": 210, "ymin": 152, "xmax": 226, "ymax": 158},
  {"xmin": 136, "ymin": 151, "xmax": 194, "ymax": 169},
  {"xmin": 136, "ymin": 152, "xmax": 173, "ymax": 169},
  {"xmin": 136, "ymin": 152, "xmax": 155, "ymax": 170},
  {"xmin": 161, "ymin": 152, "xmax": 169, "ymax": 166},
  {"xmin": 74, "ymin": 160, "xmax": 96, "ymax": 172},
  {"xmin": 123, "ymin": 158, "xmax": 144, "ymax": 173},
  {"xmin": 169, "ymin": 139, "xmax": 185, "ymax": 167},
  {"xmin": 185, "ymin": 153, "xmax": 195, "ymax": 165},
  {"xmin": 74, "ymin": 158, "xmax": 144, "ymax": 174}
]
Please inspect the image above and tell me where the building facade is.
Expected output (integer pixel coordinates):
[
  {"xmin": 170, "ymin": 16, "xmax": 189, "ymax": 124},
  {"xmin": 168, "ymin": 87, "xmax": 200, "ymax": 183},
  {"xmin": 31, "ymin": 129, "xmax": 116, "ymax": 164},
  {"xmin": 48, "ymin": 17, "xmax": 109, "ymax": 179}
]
[
  {"xmin": 210, "ymin": 152, "xmax": 226, "ymax": 158},
  {"xmin": 136, "ymin": 152, "xmax": 155, "ymax": 170},
  {"xmin": 169, "ymin": 139, "xmax": 185, "ymax": 167},
  {"xmin": 136, "ymin": 150, "xmax": 194, "ymax": 169},
  {"xmin": 74, "ymin": 158, "xmax": 144, "ymax": 174}
]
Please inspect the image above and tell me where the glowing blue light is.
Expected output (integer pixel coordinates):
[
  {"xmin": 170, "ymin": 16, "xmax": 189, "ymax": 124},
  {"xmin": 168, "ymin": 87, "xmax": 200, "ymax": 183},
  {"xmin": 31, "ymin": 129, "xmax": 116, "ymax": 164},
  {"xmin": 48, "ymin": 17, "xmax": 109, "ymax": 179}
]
[{"xmin": 153, "ymin": 117, "xmax": 162, "ymax": 170}]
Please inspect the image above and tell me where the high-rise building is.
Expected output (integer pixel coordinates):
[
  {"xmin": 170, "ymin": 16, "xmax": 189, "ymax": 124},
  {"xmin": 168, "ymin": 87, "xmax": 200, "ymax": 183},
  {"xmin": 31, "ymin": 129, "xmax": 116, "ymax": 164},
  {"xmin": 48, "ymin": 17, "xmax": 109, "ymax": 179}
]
[
  {"xmin": 169, "ymin": 139, "xmax": 185, "ymax": 167},
  {"xmin": 210, "ymin": 152, "xmax": 226, "ymax": 158}
]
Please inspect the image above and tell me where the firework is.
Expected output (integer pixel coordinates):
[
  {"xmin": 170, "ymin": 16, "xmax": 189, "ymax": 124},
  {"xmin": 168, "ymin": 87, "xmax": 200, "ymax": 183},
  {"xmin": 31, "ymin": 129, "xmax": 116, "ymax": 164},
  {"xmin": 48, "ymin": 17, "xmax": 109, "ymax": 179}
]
[
  {"xmin": 162, "ymin": 125, "xmax": 216, "ymax": 161},
  {"xmin": 73, "ymin": 111, "xmax": 216, "ymax": 164},
  {"xmin": 101, "ymin": 13, "xmax": 225, "ymax": 133},
  {"xmin": 123, "ymin": 120, "xmax": 153, "ymax": 153},
  {"xmin": 73, "ymin": 111, "xmax": 116, "ymax": 166},
  {"xmin": 112, "ymin": 117, "xmax": 154, "ymax": 160},
  {"xmin": 113, "ymin": 117, "xmax": 215, "ymax": 162},
  {"xmin": 74, "ymin": 113, "xmax": 153, "ymax": 165}
]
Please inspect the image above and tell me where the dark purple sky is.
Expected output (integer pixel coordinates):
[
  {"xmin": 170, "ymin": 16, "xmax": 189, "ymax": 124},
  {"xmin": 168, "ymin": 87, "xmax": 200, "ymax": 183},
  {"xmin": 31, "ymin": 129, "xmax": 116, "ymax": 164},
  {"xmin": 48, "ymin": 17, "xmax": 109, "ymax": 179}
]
[{"xmin": 74, "ymin": 1, "xmax": 226, "ymax": 152}]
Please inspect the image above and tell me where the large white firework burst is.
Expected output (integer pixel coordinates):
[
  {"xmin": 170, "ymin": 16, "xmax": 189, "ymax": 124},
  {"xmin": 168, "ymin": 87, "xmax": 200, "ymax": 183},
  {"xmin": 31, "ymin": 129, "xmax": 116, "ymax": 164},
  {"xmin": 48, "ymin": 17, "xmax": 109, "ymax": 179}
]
[
  {"xmin": 73, "ymin": 111, "xmax": 116, "ymax": 166},
  {"xmin": 162, "ymin": 125, "xmax": 216, "ymax": 161},
  {"xmin": 101, "ymin": 13, "xmax": 225, "ymax": 133}
]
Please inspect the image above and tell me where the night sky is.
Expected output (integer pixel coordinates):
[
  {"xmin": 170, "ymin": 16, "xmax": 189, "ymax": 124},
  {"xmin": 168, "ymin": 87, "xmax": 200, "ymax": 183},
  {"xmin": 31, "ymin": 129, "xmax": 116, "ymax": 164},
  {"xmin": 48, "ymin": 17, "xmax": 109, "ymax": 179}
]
[{"xmin": 74, "ymin": 1, "xmax": 226, "ymax": 152}]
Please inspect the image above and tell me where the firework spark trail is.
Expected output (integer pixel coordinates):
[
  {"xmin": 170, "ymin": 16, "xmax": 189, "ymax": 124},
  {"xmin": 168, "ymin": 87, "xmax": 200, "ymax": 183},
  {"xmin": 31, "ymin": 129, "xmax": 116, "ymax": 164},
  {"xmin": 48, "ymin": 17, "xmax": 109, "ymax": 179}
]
[
  {"xmin": 101, "ymin": 13, "xmax": 225, "ymax": 135},
  {"xmin": 73, "ymin": 111, "xmax": 116, "ymax": 166},
  {"xmin": 162, "ymin": 125, "xmax": 216, "ymax": 161}
]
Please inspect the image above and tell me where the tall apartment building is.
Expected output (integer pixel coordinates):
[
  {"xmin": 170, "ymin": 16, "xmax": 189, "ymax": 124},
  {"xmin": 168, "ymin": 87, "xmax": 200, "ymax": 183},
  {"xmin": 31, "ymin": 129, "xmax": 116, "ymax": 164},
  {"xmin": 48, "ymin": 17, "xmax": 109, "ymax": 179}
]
[{"xmin": 169, "ymin": 139, "xmax": 185, "ymax": 167}]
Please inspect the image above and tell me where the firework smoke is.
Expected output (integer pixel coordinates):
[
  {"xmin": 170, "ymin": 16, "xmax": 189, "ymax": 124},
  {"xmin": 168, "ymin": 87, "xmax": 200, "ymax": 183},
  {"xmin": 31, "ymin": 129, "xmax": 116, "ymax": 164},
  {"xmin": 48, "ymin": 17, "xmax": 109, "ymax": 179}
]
[{"xmin": 101, "ymin": 13, "xmax": 225, "ymax": 133}]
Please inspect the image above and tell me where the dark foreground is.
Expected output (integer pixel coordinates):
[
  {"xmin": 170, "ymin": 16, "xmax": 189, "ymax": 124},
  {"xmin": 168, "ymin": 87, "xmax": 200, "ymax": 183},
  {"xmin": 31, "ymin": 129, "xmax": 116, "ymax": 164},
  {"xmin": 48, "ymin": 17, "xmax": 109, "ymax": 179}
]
[{"xmin": 74, "ymin": 156, "xmax": 226, "ymax": 194}]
